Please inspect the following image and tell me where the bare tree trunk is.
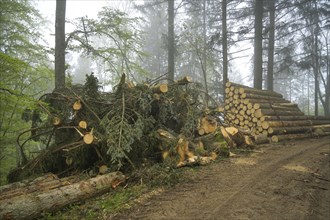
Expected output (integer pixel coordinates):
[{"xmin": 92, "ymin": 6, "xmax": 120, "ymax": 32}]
[
  {"xmin": 267, "ymin": 0, "xmax": 275, "ymax": 91},
  {"xmin": 55, "ymin": 0, "xmax": 66, "ymax": 89},
  {"xmin": 313, "ymin": 0, "xmax": 319, "ymax": 116},
  {"xmin": 325, "ymin": 36, "xmax": 330, "ymax": 116},
  {"xmin": 222, "ymin": 0, "xmax": 228, "ymax": 96},
  {"xmin": 167, "ymin": 0, "xmax": 175, "ymax": 82},
  {"xmin": 202, "ymin": 0, "xmax": 209, "ymax": 106},
  {"xmin": 253, "ymin": 0, "xmax": 263, "ymax": 89}
]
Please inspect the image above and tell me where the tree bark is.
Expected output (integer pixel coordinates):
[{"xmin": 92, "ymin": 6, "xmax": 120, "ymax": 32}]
[
  {"xmin": 266, "ymin": 120, "xmax": 329, "ymax": 127},
  {"xmin": 202, "ymin": 0, "xmax": 209, "ymax": 106},
  {"xmin": 263, "ymin": 115, "xmax": 330, "ymax": 121},
  {"xmin": 239, "ymin": 87, "xmax": 282, "ymax": 98},
  {"xmin": 266, "ymin": 0, "xmax": 275, "ymax": 91},
  {"xmin": 271, "ymin": 133, "xmax": 314, "ymax": 143},
  {"xmin": 167, "ymin": 0, "xmax": 175, "ymax": 82},
  {"xmin": 254, "ymin": 134, "xmax": 269, "ymax": 144},
  {"xmin": 312, "ymin": 0, "xmax": 319, "ymax": 116},
  {"xmin": 0, "ymin": 172, "xmax": 126, "ymax": 220},
  {"xmin": 253, "ymin": 0, "xmax": 263, "ymax": 89},
  {"xmin": 268, "ymin": 125, "xmax": 330, "ymax": 135},
  {"xmin": 222, "ymin": 0, "xmax": 228, "ymax": 96},
  {"xmin": 55, "ymin": 0, "xmax": 66, "ymax": 89},
  {"xmin": 325, "ymin": 35, "xmax": 330, "ymax": 116}
]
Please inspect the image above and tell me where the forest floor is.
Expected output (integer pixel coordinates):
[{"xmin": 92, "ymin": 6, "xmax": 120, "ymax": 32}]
[{"xmin": 110, "ymin": 137, "xmax": 330, "ymax": 220}]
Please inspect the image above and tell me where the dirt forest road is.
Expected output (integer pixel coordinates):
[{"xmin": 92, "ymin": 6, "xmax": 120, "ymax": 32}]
[{"xmin": 112, "ymin": 137, "xmax": 330, "ymax": 220}]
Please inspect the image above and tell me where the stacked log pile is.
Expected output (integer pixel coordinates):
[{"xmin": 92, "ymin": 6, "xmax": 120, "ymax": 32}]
[{"xmin": 224, "ymin": 82, "xmax": 330, "ymax": 143}]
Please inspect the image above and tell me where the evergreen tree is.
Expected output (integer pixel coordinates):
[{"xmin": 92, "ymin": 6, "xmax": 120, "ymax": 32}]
[{"xmin": 134, "ymin": 0, "xmax": 168, "ymax": 78}]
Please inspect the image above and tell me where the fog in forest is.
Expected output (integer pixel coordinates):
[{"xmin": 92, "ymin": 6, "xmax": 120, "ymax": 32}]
[{"xmin": 1, "ymin": 0, "xmax": 329, "ymax": 187}]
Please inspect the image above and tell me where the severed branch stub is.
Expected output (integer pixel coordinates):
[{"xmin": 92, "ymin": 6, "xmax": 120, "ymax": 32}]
[
  {"xmin": 151, "ymin": 84, "xmax": 168, "ymax": 93},
  {"xmin": 52, "ymin": 116, "xmax": 61, "ymax": 126},
  {"xmin": 176, "ymin": 76, "xmax": 192, "ymax": 85},
  {"xmin": 83, "ymin": 133, "xmax": 94, "ymax": 145},
  {"xmin": 78, "ymin": 121, "xmax": 87, "ymax": 129},
  {"xmin": 72, "ymin": 100, "xmax": 82, "ymax": 111}
]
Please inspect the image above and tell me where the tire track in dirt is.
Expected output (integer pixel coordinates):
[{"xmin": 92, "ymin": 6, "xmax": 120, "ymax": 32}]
[
  {"xmin": 204, "ymin": 139, "xmax": 329, "ymax": 219},
  {"xmin": 112, "ymin": 137, "xmax": 330, "ymax": 220}
]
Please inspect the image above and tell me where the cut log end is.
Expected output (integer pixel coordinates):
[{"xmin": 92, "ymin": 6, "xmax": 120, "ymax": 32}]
[
  {"xmin": 52, "ymin": 116, "xmax": 61, "ymax": 126},
  {"xmin": 73, "ymin": 100, "xmax": 82, "ymax": 111},
  {"xmin": 152, "ymin": 84, "xmax": 168, "ymax": 93},
  {"xmin": 83, "ymin": 133, "xmax": 94, "ymax": 145},
  {"xmin": 79, "ymin": 121, "xmax": 87, "ymax": 129},
  {"xmin": 99, "ymin": 165, "xmax": 108, "ymax": 174},
  {"xmin": 176, "ymin": 76, "xmax": 193, "ymax": 84}
]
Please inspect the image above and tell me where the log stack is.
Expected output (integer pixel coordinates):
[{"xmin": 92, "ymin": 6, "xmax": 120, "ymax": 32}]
[{"xmin": 223, "ymin": 82, "xmax": 330, "ymax": 143}]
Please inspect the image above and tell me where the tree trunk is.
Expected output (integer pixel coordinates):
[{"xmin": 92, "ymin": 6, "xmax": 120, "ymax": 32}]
[
  {"xmin": 266, "ymin": 120, "xmax": 329, "ymax": 127},
  {"xmin": 254, "ymin": 134, "xmax": 269, "ymax": 144},
  {"xmin": 0, "ymin": 172, "xmax": 126, "ymax": 220},
  {"xmin": 266, "ymin": 0, "xmax": 275, "ymax": 91},
  {"xmin": 167, "ymin": 0, "xmax": 175, "ymax": 82},
  {"xmin": 55, "ymin": 0, "xmax": 66, "ymax": 89},
  {"xmin": 325, "ymin": 35, "xmax": 330, "ymax": 116},
  {"xmin": 253, "ymin": 0, "xmax": 263, "ymax": 89},
  {"xmin": 263, "ymin": 115, "xmax": 330, "ymax": 121},
  {"xmin": 312, "ymin": 0, "xmax": 319, "ymax": 116},
  {"xmin": 222, "ymin": 0, "xmax": 228, "ymax": 96},
  {"xmin": 202, "ymin": 0, "xmax": 209, "ymax": 106},
  {"xmin": 239, "ymin": 87, "xmax": 282, "ymax": 98},
  {"xmin": 271, "ymin": 133, "xmax": 313, "ymax": 143}
]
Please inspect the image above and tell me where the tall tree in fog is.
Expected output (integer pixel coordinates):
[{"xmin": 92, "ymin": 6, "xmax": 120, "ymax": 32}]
[
  {"xmin": 168, "ymin": 0, "xmax": 175, "ymax": 81},
  {"xmin": 266, "ymin": 0, "xmax": 275, "ymax": 91},
  {"xmin": 312, "ymin": 0, "xmax": 320, "ymax": 116},
  {"xmin": 135, "ymin": 1, "xmax": 168, "ymax": 78},
  {"xmin": 222, "ymin": 0, "xmax": 228, "ymax": 95},
  {"xmin": 297, "ymin": 0, "xmax": 330, "ymax": 116},
  {"xmin": 55, "ymin": 0, "xmax": 66, "ymax": 89},
  {"xmin": 202, "ymin": 0, "xmax": 209, "ymax": 104},
  {"xmin": 253, "ymin": 0, "xmax": 263, "ymax": 89}
]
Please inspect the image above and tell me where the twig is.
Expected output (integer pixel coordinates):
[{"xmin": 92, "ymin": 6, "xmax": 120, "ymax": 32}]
[
  {"xmin": 52, "ymin": 141, "xmax": 85, "ymax": 153},
  {"xmin": 62, "ymin": 143, "xmax": 85, "ymax": 152},
  {"xmin": 313, "ymin": 175, "xmax": 330, "ymax": 182},
  {"xmin": 118, "ymin": 91, "xmax": 136, "ymax": 169},
  {"xmin": 46, "ymin": 128, "xmax": 56, "ymax": 149},
  {"xmin": 93, "ymin": 145, "xmax": 106, "ymax": 163},
  {"xmin": 148, "ymin": 72, "xmax": 169, "ymax": 85},
  {"xmin": 37, "ymin": 101, "xmax": 52, "ymax": 116}
]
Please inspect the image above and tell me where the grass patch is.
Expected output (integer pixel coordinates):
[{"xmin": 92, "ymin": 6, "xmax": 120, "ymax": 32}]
[{"xmin": 40, "ymin": 184, "xmax": 148, "ymax": 220}]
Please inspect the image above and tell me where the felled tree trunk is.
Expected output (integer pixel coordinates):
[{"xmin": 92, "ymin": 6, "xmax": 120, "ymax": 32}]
[{"xmin": 0, "ymin": 172, "xmax": 125, "ymax": 220}]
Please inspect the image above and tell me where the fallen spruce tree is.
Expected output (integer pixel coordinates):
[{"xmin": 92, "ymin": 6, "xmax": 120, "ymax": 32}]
[{"xmin": 8, "ymin": 73, "xmax": 236, "ymax": 184}]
